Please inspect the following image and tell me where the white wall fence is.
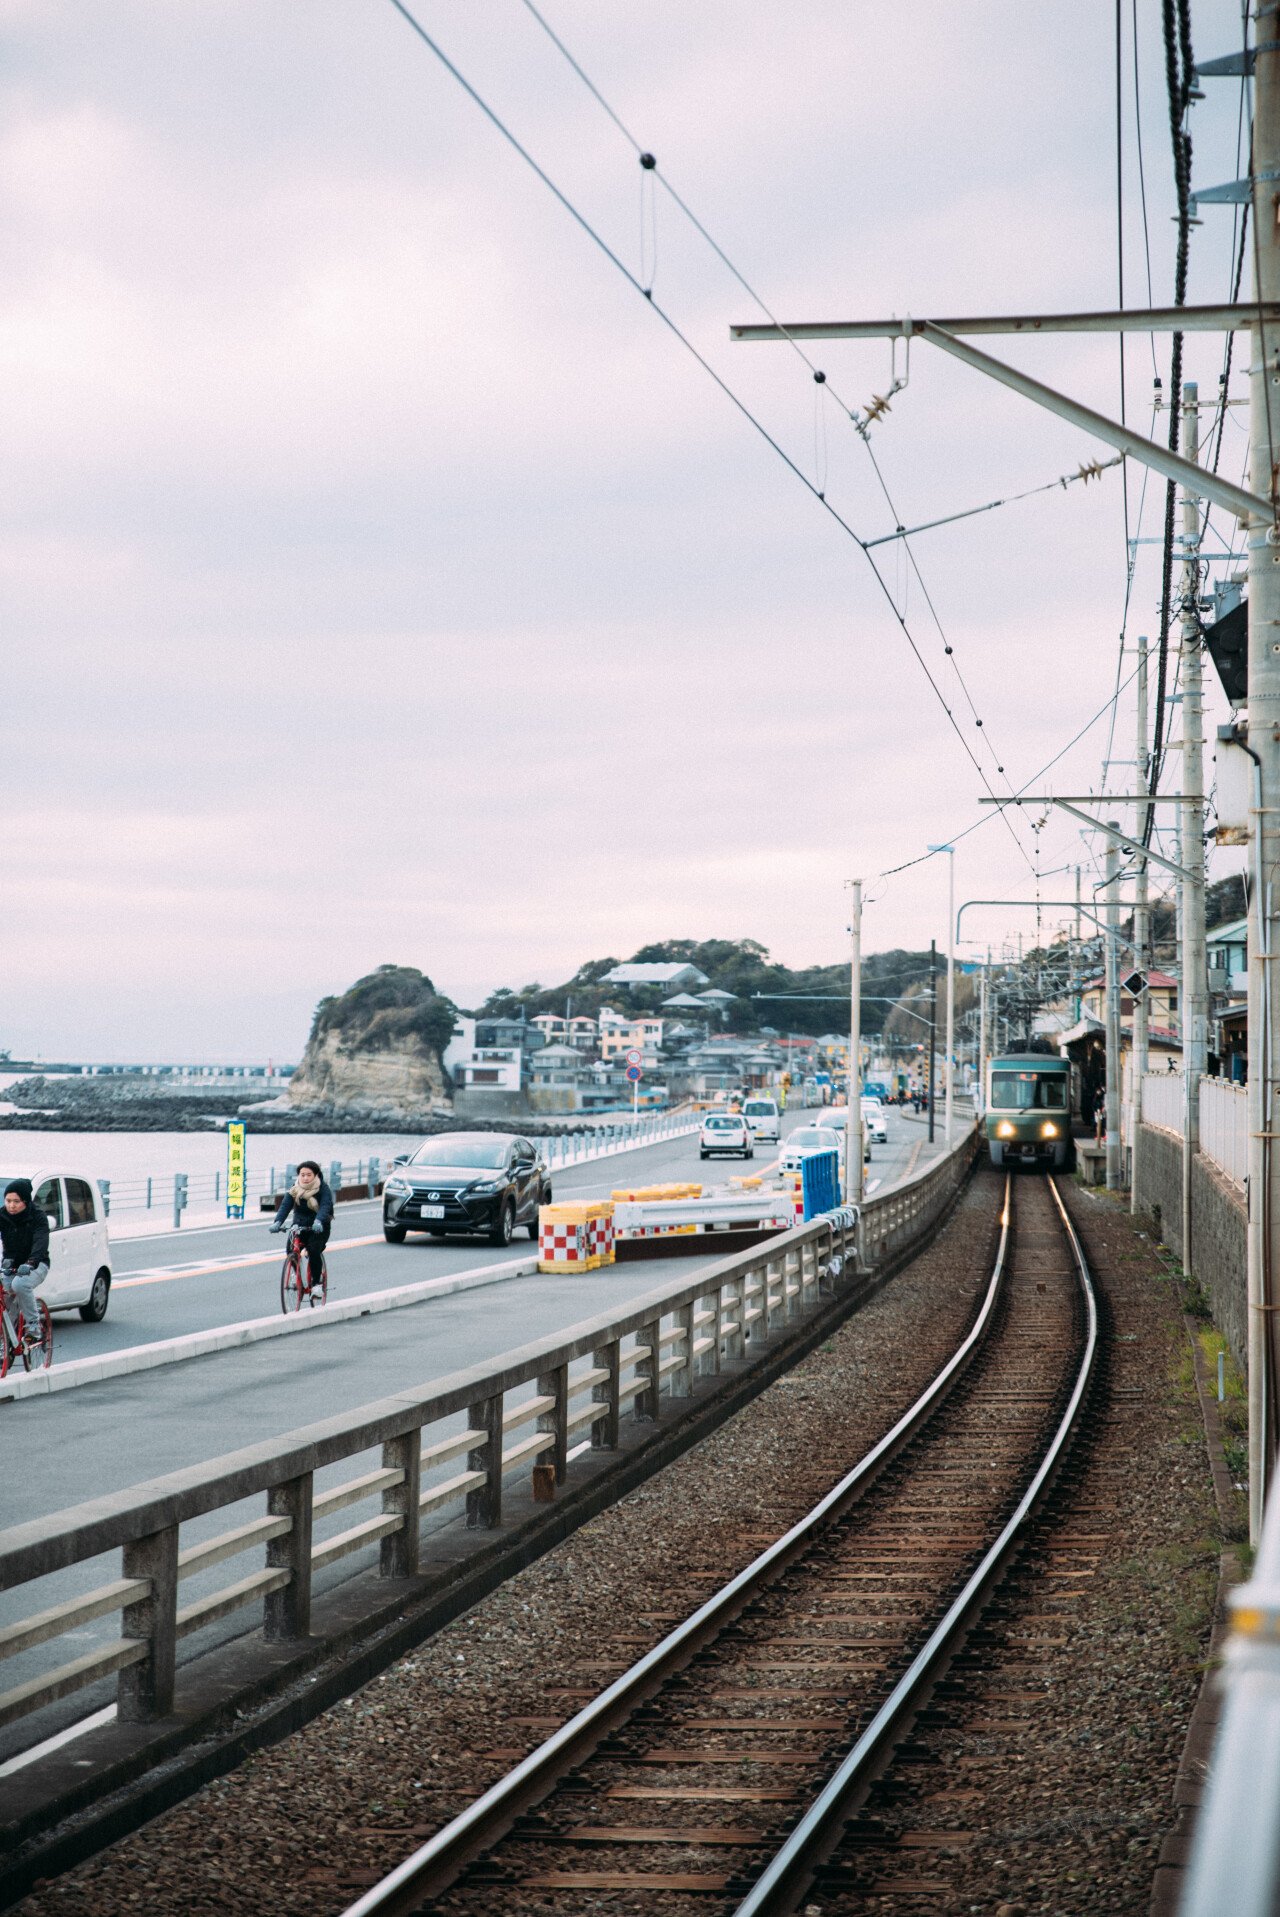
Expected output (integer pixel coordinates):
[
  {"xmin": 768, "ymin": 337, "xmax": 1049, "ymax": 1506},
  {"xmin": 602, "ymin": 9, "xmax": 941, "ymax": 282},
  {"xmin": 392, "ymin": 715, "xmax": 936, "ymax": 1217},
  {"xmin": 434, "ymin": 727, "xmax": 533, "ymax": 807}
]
[
  {"xmin": 1198, "ymin": 1076, "xmax": 1248, "ymax": 1189},
  {"xmin": 1141, "ymin": 1071, "xmax": 1247, "ymax": 1190}
]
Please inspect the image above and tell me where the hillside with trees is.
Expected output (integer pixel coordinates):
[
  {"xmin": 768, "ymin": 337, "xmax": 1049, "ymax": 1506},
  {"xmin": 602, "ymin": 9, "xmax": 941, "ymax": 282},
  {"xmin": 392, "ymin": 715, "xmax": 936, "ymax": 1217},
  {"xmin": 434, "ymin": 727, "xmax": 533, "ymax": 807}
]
[{"xmin": 477, "ymin": 937, "xmax": 936, "ymax": 1038}]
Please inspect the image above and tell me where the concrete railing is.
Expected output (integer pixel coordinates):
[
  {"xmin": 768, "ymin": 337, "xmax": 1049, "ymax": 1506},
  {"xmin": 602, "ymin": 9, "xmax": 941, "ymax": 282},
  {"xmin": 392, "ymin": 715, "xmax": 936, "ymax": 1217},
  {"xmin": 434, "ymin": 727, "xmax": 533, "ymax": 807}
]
[
  {"xmin": 0, "ymin": 1125, "xmax": 977, "ymax": 1746},
  {"xmin": 1141, "ymin": 1070, "xmax": 1186, "ymax": 1137},
  {"xmin": 1199, "ymin": 1076, "xmax": 1248, "ymax": 1189}
]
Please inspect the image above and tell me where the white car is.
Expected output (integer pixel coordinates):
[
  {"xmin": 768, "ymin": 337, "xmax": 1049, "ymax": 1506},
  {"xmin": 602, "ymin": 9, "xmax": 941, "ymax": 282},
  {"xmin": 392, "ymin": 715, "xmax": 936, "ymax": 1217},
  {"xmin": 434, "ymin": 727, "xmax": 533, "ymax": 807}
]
[
  {"xmin": 699, "ymin": 1113, "xmax": 755, "ymax": 1159},
  {"xmin": 0, "ymin": 1167, "xmax": 113, "ymax": 1321},
  {"xmin": 860, "ymin": 1097, "xmax": 888, "ymax": 1144},
  {"xmin": 778, "ymin": 1125, "xmax": 842, "ymax": 1177},
  {"xmin": 806, "ymin": 1107, "xmax": 871, "ymax": 1163},
  {"xmin": 741, "ymin": 1097, "xmax": 781, "ymax": 1143}
]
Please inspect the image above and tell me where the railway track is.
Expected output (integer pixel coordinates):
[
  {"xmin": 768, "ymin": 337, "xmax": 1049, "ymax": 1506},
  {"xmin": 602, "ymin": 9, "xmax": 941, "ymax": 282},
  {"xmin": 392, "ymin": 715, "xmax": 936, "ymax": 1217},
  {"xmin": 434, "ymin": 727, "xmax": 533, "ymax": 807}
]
[{"xmin": 341, "ymin": 1172, "xmax": 1098, "ymax": 1917}]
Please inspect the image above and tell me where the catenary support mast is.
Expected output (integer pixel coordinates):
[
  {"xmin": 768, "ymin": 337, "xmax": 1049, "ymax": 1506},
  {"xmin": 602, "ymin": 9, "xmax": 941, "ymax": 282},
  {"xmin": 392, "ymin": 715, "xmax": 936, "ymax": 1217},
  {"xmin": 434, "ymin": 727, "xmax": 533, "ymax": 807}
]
[
  {"xmin": 1132, "ymin": 635, "xmax": 1150, "ymax": 1217},
  {"xmin": 1182, "ymin": 387, "xmax": 1208, "ymax": 1277},
  {"xmin": 1106, "ymin": 829, "xmax": 1123, "ymax": 1191},
  {"xmin": 1249, "ymin": 0, "xmax": 1280, "ymax": 1540}
]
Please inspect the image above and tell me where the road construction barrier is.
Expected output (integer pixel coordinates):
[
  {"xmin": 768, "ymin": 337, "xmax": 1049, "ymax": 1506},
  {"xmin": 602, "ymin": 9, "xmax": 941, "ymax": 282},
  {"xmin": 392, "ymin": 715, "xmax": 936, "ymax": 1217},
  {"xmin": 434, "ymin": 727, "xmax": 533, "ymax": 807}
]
[
  {"xmin": 801, "ymin": 1149, "xmax": 842, "ymax": 1220},
  {"xmin": 537, "ymin": 1201, "xmax": 616, "ymax": 1273},
  {"xmin": 610, "ymin": 1183, "xmax": 702, "ymax": 1201}
]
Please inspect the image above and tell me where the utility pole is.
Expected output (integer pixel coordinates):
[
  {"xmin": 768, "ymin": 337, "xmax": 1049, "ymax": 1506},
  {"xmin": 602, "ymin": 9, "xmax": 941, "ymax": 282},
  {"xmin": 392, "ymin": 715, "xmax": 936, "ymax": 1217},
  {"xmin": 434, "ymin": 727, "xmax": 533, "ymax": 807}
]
[
  {"xmin": 1249, "ymin": 2, "xmax": 1280, "ymax": 1540},
  {"xmin": 846, "ymin": 880, "xmax": 863, "ymax": 1210},
  {"xmin": 1132, "ymin": 634, "xmax": 1150, "ymax": 1217},
  {"xmin": 1182, "ymin": 385, "xmax": 1208, "ymax": 1275},
  {"xmin": 1074, "ymin": 865, "xmax": 1083, "ymax": 1023},
  {"xmin": 1106, "ymin": 828, "xmax": 1123, "ymax": 1191},
  {"xmin": 979, "ymin": 949, "xmax": 989, "ymax": 1113},
  {"xmin": 927, "ymin": 940, "xmax": 937, "ymax": 1145},
  {"xmin": 929, "ymin": 843, "xmax": 956, "ymax": 1141}
]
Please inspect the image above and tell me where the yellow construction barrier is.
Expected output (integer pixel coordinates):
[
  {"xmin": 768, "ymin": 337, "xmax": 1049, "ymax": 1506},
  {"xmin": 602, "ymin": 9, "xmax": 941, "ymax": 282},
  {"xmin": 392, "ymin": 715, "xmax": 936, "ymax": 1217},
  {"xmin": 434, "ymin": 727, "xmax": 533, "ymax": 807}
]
[
  {"xmin": 537, "ymin": 1201, "xmax": 615, "ymax": 1273},
  {"xmin": 610, "ymin": 1182, "xmax": 702, "ymax": 1202}
]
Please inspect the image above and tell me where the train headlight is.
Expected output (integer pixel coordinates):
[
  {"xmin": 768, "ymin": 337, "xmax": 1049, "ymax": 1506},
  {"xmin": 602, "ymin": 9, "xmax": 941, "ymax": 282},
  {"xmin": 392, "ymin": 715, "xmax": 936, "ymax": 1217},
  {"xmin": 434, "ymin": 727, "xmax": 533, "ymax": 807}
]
[
  {"xmin": 996, "ymin": 1121, "xmax": 1015, "ymax": 1138},
  {"xmin": 1040, "ymin": 1122, "xmax": 1058, "ymax": 1139}
]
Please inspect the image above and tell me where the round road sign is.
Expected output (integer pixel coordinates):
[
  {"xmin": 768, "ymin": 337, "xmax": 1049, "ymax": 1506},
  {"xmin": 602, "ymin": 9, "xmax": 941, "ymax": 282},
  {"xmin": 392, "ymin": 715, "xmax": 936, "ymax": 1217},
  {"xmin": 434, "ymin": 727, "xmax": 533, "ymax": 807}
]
[
  {"xmin": 625, "ymin": 1048, "xmax": 643, "ymax": 1067},
  {"xmin": 625, "ymin": 1064, "xmax": 643, "ymax": 1082}
]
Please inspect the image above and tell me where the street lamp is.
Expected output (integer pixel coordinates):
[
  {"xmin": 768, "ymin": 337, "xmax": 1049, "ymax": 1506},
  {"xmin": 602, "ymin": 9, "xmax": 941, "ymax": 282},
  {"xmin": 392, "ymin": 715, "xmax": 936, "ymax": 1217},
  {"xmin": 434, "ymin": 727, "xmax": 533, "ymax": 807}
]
[{"xmin": 928, "ymin": 843, "xmax": 956, "ymax": 1144}]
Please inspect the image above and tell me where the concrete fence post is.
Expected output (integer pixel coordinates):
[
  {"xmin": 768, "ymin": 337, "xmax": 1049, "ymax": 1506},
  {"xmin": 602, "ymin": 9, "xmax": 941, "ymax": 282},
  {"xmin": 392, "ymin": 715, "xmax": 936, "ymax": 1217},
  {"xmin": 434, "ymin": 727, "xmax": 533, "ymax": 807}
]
[
  {"xmin": 672, "ymin": 1303, "xmax": 695, "ymax": 1397},
  {"xmin": 592, "ymin": 1339, "xmax": 620, "ymax": 1449},
  {"xmin": 367, "ymin": 1158, "xmax": 380, "ymax": 1199},
  {"xmin": 99, "ymin": 1178, "xmax": 112, "ymax": 1217},
  {"xmin": 537, "ymin": 1362, "xmax": 569, "ymax": 1485},
  {"xmin": 264, "ymin": 1474, "xmax": 313, "ymax": 1640},
  {"xmin": 329, "ymin": 1159, "xmax": 342, "ymax": 1196},
  {"xmin": 636, "ymin": 1318, "xmax": 661, "ymax": 1420},
  {"xmin": 380, "ymin": 1429, "xmax": 422, "ymax": 1578},
  {"xmin": 172, "ymin": 1174, "xmax": 187, "ymax": 1231},
  {"xmin": 118, "ymin": 1523, "xmax": 179, "ymax": 1722},
  {"xmin": 467, "ymin": 1393, "xmax": 503, "ymax": 1528}
]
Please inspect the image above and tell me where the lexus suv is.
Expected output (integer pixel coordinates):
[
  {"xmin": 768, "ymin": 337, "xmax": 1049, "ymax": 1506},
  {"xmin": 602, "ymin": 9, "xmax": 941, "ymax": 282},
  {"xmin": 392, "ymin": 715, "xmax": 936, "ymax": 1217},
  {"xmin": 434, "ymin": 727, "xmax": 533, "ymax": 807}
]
[{"xmin": 382, "ymin": 1133, "xmax": 550, "ymax": 1247}]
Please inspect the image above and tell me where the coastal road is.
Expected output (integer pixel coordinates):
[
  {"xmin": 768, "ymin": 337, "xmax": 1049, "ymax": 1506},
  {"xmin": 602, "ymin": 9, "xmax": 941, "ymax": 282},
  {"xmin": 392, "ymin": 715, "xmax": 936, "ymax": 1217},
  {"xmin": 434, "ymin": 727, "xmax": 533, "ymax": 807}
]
[
  {"xmin": 0, "ymin": 1105, "xmax": 952, "ymax": 1766},
  {"xmin": 46, "ymin": 1107, "xmax": 933, "ymax": 1359}
]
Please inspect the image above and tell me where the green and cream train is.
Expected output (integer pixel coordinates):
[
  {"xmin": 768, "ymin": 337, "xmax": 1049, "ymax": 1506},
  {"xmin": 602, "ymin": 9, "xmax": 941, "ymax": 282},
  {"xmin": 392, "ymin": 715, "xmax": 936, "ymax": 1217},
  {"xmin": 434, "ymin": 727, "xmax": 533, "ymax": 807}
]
[{"xmin": 984, "ymin": 1051, "xmax": 1075, "ymax": 1170}]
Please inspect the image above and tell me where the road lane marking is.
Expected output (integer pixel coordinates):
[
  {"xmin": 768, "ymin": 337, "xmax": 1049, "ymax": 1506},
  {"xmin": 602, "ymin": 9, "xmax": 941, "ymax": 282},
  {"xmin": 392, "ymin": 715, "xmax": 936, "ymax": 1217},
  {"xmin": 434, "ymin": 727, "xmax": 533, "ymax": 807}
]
[{"xmin": 117, "ymin": 1233, "xmax": 387, "ymax": 1287}]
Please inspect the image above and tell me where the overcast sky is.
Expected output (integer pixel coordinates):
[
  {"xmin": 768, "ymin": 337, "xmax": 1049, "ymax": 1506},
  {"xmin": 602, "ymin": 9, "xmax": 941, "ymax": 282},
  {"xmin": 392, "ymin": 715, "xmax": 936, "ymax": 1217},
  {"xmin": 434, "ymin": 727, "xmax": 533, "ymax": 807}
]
[{"xmin": 0, "ymin": 0, "xmax": 1254, "ymax": 1059}]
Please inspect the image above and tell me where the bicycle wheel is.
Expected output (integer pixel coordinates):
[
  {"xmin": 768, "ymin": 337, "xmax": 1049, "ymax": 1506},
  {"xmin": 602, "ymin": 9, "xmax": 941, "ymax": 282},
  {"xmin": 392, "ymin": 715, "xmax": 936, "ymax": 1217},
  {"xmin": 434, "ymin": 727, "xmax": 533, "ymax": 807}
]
[
  {"xmin": 0, "ymin": 1309, "xmax": 14, "ymax": 1381},
  {"xmin": 307, "ymin": 1252, "xmax": 328, "ymax": 1308},
  {"xmin": 22, "ymin": 1302, "xmax": 52, "ymax": 1372},
  {"xmin": 280, "ymin": 1248, "xmax": 304, "ymax": 1313}
]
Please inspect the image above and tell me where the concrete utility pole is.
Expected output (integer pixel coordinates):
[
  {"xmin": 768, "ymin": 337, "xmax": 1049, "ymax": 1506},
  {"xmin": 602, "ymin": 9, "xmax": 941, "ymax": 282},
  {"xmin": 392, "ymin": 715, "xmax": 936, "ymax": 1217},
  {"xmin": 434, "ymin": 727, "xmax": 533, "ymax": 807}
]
[
  {"xmin": 1249, "ymin": 2, "xmax": 1280, "ymax": 1540},
  {"xmin": 927, "ymin": 940, "xmax": 937, "ymax": 1144},
  {"xmin": 929, "ymin": 843, "xmax": 956, "ymax": 1141},
  {"xmin": 1182, "ymin": 386, "xmax": 1208, "ymax": 1276},
  {"xmin": 846, "ymin": 880, "xmax": 863, "ymax": 1210},
  {"xmin": 1132, "ymin": 635, "xmax": 1150, "ymax": 1218},
  {"xmin": 978, "ymin": 951, "xmax": 989, "ymax": 1113},
  {"xmin": 1106, "ymin": 828, "xmax": 1123, "ymax": 1190}
]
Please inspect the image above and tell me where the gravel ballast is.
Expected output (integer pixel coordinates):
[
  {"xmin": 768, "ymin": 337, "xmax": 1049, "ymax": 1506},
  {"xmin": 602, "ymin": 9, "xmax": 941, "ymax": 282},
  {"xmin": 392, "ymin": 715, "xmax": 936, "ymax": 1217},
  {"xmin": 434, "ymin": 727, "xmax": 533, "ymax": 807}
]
[{"xmin": 12, "ymin": 1169, "xmax": 1229, "ymax": 1914}]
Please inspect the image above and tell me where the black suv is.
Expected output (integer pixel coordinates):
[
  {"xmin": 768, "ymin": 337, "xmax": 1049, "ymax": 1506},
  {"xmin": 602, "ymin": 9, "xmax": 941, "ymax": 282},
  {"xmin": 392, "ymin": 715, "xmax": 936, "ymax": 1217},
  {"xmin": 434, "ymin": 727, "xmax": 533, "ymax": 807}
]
[{"xmin": 381, "ymin": 1133, "xmax": 550, "ymax": 1247}]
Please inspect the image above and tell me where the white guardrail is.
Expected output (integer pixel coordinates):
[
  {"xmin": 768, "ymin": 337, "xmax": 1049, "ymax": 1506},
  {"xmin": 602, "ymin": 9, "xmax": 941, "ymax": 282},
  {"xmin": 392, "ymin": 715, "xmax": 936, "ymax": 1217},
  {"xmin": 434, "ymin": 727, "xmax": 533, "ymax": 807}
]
[
  {"xmin": 1141, "ymin": 1072, "xmax": 1247, "ymax": 1190},
  {"xmin": 96, "ymin": 1111, "xmax": 701, "ymax": 1225}
]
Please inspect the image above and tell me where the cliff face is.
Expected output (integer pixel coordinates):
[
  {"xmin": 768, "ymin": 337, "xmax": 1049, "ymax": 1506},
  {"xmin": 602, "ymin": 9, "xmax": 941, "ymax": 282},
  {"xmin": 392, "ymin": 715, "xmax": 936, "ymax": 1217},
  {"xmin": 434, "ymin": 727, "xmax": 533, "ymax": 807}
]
[{"xmin": 288, "ymin": 966, "xmax": 456, "ymax": 1116}]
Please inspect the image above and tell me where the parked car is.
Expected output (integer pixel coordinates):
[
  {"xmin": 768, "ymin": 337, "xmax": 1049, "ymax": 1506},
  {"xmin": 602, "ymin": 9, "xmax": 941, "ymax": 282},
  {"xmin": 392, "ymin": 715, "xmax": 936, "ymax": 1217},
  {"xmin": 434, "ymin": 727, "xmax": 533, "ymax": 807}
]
[
  {"xmin": 381, "ymin": 1133, "xmax": 550, "ymax": 1246},
  {"xmin": 0, "ymin": 1167, "xmax": 113, "ymax": 1322},
  {"xmin": 860, "ymin": 1096, "xmax": 888, "ymax": 1144},
  {"xmin": 778, "ymin": 1126, "xmax": 842, "ymax": 1177},
  {"xmin": 699, "ymin": 1113, "xmax": 755, "ymax": 1159},
  {"xmin": 741, "ymin": 1096, "xmax": 781, "ymax": 1143}
]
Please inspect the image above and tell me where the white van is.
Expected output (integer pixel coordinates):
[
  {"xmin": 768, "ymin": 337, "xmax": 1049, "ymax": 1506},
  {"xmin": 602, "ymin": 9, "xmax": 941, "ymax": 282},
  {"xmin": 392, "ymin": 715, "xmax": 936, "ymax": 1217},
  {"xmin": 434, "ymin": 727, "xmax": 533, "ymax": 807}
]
[
  {"xmin": 0, "ymin": 1168, "xmax": 113, "ymax": 1322},
  {"xmin": 741, "ymin": 1097, "xmax": 781, "ymax": 1143}
]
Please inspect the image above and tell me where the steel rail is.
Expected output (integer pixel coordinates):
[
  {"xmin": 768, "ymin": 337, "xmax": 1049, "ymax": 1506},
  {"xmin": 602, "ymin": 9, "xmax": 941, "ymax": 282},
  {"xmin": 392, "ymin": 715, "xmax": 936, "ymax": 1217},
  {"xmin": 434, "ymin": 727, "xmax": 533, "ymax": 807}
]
[
  {"xmin": 340, "ymin": 1176, "xmax": 1015, "ymax": 1917},
  {"xmin": 733, "ymin": 1173, "xmax": 1099, "ymax": 1916}
]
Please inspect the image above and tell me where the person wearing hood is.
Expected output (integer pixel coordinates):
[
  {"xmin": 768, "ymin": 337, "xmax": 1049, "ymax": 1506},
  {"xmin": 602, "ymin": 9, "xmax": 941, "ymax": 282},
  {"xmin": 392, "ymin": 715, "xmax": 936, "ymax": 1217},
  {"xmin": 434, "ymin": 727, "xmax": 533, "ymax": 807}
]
[
  {"xmin": 0, "ymin": 1179, "xmax": 50, "ymax": 1350},
  {"xmin": 270, "ymin": 1161, "xmax": 334, "ymax": 1290}
]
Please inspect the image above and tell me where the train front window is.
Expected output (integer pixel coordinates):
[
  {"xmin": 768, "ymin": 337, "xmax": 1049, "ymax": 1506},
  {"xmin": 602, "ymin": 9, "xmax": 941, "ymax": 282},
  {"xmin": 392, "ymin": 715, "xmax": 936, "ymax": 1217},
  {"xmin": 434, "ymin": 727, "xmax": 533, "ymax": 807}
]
[{"xmin": 991, "ymin": 1072, "xmax": 1066, "ymax": 1110}]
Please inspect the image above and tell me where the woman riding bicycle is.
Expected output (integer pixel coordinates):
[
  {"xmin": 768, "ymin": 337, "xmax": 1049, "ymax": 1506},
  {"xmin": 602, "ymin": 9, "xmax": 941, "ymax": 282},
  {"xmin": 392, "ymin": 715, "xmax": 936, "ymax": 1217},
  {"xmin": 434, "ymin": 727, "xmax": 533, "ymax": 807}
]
[
  {"xmin": 270, "ymin": 1161, "xmax": 334, "ymax": 1289},
  {"xmin": 0, "ymin": 1178, "xmax": 50, "ymax": 1352}
]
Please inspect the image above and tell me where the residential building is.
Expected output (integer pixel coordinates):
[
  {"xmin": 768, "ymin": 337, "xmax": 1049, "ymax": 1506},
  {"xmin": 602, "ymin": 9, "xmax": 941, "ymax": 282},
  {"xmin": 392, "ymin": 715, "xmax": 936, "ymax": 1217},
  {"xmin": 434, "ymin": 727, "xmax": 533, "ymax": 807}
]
[
  {"xmin": 599, "ymin": 1015, "xmax": 664, "ymax": 1060},
  {"xmin": 602, "ymin": 961, "xmax": 710, "ymax": 990}
]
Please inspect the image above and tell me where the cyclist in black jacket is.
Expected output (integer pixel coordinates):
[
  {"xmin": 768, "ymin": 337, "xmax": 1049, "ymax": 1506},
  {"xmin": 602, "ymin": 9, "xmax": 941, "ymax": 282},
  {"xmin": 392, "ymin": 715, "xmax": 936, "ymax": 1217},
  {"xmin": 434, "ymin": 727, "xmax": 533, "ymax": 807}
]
[
  {"xmin": 0, "ymin": 1178, "xmax": 50, "ymax": 1349},
  {"xmin": 270, "ymin": 1161, "xmax": 334, "ymax": 1289}
]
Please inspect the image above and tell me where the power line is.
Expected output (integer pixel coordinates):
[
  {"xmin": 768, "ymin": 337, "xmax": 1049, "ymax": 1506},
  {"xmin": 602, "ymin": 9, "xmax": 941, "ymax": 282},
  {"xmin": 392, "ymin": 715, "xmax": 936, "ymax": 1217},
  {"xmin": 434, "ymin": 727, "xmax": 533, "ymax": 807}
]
[
  {"xmin": 383, "ymin": 0, "xmax": 1035, "ymax": 867},
  {"xmin": 516, "ymin": 0, "xmax": 1032, "ymax": 820}
]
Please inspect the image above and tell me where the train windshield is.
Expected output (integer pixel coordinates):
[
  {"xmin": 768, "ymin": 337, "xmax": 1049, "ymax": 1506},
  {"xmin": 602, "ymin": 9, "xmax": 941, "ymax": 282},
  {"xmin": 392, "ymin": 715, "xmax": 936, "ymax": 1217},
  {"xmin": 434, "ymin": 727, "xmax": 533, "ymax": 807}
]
[{"xmin": 991, "ymin": 1071, "xmax": 1066, "ymax": 1111}]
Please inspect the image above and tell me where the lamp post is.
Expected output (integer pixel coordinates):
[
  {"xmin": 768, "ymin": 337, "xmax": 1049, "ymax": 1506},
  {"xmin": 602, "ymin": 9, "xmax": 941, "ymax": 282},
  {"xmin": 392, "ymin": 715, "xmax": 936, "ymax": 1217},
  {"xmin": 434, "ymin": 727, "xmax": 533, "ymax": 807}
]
[{"xmin": 928, "ymin": 844, "xmax": 956, "ymax": 1143}]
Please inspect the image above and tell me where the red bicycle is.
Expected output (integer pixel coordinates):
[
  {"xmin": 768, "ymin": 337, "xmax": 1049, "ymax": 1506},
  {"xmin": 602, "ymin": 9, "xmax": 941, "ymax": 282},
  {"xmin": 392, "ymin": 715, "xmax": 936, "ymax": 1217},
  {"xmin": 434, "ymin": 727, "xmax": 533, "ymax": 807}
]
[
  {"xmin": 280, "ymin": 1225, "xmax": 329, "ymax": 1313},
  {"xmin": 0, "ymin": 1272, "xmax": 53, "ymax": 1378}
]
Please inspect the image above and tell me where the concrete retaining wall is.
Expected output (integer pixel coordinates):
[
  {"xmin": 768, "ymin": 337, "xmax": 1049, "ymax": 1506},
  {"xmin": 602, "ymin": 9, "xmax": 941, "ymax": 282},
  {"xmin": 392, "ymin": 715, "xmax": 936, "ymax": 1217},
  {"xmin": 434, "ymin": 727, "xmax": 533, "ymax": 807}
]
[{"xmin": 1133, "ymin": 1121, "xmax": 1248, "ymax": 1372}]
